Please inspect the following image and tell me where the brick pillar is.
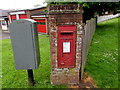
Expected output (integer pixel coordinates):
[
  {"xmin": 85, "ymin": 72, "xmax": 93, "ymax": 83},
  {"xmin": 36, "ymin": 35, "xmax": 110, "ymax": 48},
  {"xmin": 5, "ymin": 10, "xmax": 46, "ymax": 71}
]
[{"xmin": 49, "ymin": 4, "xmax": 84, "ymax": 85}]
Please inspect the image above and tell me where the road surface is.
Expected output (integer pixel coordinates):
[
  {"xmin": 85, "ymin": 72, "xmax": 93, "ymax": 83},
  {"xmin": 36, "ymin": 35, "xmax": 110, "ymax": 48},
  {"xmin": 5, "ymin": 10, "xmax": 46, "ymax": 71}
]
[
  {"xmin": 97, "ymin": 13, "xmax": 120, "ymax": 23},
  {"xmin": 0, "ymin": 30, "xmax": 10, "ymax": 40}
]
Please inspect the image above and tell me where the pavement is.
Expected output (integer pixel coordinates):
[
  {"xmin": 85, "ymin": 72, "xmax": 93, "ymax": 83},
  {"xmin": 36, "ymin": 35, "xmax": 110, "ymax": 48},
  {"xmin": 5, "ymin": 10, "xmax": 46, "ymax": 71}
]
[
  {"xmin": 97, "ymin": 13, "xmax": 120, "ymax": 23},
  {"xmin": 0, "ymin": 30, "xmax": 10, "ymax": 40},
  {"xmin": 0, "ymin": 13, "xmax": 119, "ymax": 40}
]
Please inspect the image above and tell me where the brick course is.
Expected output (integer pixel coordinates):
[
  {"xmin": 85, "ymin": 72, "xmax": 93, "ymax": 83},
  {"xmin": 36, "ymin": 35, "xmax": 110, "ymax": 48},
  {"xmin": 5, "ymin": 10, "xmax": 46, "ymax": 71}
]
[{"xmin": 49, "ymin": 4, "xmax": 84, "ymax": 85}]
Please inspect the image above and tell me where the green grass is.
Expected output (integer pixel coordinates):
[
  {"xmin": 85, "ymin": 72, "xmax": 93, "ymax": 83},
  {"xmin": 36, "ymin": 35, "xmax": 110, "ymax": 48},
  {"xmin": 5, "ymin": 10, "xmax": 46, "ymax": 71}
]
[
  {"xmin": 85, "ymin": 18, "xmax": 118, "ymax": 88},
  {"xmin": 1, "ymin": 17, "xmax": 118, "ymax": 88},
  {"xmin": 1, "ymin": 35, "xmax": 66, "ymax": 88}
]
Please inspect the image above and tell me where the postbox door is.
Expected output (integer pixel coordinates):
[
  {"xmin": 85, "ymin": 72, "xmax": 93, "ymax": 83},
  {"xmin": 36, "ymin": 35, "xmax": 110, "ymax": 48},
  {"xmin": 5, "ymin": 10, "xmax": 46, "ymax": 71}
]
[
  {"xmin": 58, "ymin": 39, "xmax": 75, "ymax": 68},
  {"xmin": 58, "ymin": 25, "xmax": 76, "ymax": 68}
]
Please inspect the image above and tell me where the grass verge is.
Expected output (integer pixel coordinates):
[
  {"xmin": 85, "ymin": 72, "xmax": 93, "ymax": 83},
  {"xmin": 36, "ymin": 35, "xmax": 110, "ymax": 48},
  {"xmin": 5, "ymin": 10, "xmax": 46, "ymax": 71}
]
[{"xmin": 85, "ymin": 18, "xmax": 118, "ymax": 88}]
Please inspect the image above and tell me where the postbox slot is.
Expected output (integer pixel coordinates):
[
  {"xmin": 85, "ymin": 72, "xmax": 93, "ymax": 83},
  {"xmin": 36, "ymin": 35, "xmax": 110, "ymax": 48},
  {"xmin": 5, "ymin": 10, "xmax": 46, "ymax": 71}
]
[{"xmin": 61, "ymin": 31, "xmax": 73, "ymax": 35}]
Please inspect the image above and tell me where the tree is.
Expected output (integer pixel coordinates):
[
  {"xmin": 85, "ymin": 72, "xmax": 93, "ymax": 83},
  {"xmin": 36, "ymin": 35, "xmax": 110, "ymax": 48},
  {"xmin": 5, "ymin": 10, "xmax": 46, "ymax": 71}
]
[
  {"xmin": 82, "ymin": 2, "xmax": 120, "ymax": 22},
  {"xmin": 47, "ymin": 2, "xmax": 120, "ymax": 22}
]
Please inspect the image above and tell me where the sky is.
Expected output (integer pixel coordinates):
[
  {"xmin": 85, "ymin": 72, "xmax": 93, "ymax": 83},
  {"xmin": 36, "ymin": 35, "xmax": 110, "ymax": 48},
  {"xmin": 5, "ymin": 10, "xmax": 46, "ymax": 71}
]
[{"xmin": 0, "ymin": 0, "xmax": 46, "ymax": 10}]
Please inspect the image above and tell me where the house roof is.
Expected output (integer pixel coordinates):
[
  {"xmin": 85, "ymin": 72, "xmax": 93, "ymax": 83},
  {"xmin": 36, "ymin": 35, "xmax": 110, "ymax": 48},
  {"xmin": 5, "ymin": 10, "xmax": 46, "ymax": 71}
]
[
  {"xmin": 8, "ymin": 6, "xmax": 47, "ymax": 13},
  {"xmin": 29, "ymin": 6, "xmax": 47, "ymax": 10},
  {"xmin": 0, "ymin": 9, "xmax": 10, "ymax": 17}
]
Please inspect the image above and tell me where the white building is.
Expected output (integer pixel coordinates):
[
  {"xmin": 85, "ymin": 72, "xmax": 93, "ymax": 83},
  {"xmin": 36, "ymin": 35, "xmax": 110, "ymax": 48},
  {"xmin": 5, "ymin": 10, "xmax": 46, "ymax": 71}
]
[{"xmin": 0, "ymin": 9, "xmax": 10, "ymax": 30}]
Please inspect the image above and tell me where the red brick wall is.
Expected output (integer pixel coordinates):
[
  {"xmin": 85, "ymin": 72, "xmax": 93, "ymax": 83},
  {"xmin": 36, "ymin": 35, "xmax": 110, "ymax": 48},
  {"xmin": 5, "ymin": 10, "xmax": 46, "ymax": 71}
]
[{"xmin": 49, "ymin": 4, "xmax": 84, "ymax": 85}]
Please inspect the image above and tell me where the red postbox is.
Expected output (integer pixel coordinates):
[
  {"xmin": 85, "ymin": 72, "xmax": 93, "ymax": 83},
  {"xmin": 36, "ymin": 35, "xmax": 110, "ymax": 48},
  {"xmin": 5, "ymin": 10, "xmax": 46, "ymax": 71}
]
[{"xmin": 58, "ymin": 25, "xmax": 76, "ymax": 68}]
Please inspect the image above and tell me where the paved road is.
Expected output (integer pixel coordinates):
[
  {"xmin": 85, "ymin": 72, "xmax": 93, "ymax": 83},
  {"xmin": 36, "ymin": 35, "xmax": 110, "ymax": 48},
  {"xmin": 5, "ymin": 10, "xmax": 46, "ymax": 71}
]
[
  {"xmin": 0, "ymin": 30, "xmax": 42, "ymax": 40},
  {"xmin": 97, "ymin": 13, "xmax": 120, "ymax": 23},
  {"xmin": 0, "ymin": 30, "xmax": 10, "ymax": 40}
]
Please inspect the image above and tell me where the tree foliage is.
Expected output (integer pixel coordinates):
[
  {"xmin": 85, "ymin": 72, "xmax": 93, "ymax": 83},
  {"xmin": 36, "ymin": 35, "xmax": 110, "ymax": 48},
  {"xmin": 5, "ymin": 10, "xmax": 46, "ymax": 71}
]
[
  {"xmin": 48, "ymin": 2, "xmax": 120, "ymax": 22},
  {"xmin": 82, "ymin": 2, "xmax": 120, "ymax": 22}
]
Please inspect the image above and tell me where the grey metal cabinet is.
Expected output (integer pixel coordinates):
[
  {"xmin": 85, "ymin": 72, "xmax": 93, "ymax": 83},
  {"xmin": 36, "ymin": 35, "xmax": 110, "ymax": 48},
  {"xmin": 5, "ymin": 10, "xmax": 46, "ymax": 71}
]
[{"xmin": 10, "ymin": 19, "xmax": 40, "ymax": 70}]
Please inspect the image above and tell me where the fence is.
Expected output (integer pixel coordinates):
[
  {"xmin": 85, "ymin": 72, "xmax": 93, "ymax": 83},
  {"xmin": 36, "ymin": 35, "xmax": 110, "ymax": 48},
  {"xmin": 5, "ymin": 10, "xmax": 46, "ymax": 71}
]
[{"xmin": 81, "ymin": 18, "xmax": 96, "ymax": 78}]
